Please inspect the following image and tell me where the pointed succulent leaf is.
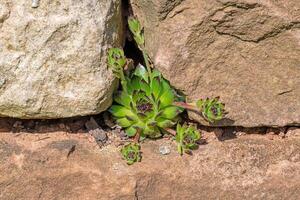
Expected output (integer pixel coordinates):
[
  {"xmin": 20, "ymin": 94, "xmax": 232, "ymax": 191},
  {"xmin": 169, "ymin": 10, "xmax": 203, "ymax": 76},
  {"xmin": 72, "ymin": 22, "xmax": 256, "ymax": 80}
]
[
  {"xmin": 116, "ymin": 118, "xmax": 134, "ymax": 128},
  {"xmin": 132, "ymin": 91, "xmax": 146, "ymax": 103},
  {"xmin": 140, "ymin": 81, "xmax": 151, "ymax": 96},
  {"xmin": 129, "ymin": 77, "xmax": 141, "ymax": 91},
  {"xmin": 159, "ymin": 89, "xmax": 175, "ymax": 108},
  {"xmin": 175, "ymin": 124, "xmax": 183, "ymax": 142},
  {"xmin": 109, "ymin": 105, "xmax": 133, "ymax": 118},
  {"xmin": 196, "ymin": 99, "xmax": 204, "ymax": 109},
  {"xmin": 177, "ymin": 145, "xmax": 183, "ymax": 155},
  {"xmin": 159, "ymin": 106, "xmax": 181, "ymax": 119},
  {"xmin": 132, "ymin": 120, "xmax": 146, "ymax": 130},
  {"xmin": 134, "ymin": 64, "xmax": 149, "ymax": 83},
  {"xmin": 125, "ymin": 127, "xmax": 138, "ymax": 137},
  {"xmin": 151, "ymin": 77, "xmax": 161, "ymax": 99},
  {"xmin": 128, "ymin": 18, "xmax": 145, "ymax": 46},
  {"xmin": 144, "ymin": 126, "xmax": 161, "ymax": 138},
  {"xmin": 114, "ymin": 91, "xmax": 131, "ymax": 108},
  {"xmin": 147, "ymin": 120, "xmax": 157, "ymax": 127},
  {"xmin": 134, "ymin": 35, "xmax": 145, "ymax": 47},
  {"xmin": 151, "ymin": 69, "xmax": 161, "ymax": 79},
  {"xmin": 161, "ymin": 79, "xmax": 171, "ymax": 94},
  {"xmin": 156, "ymin": 118, "xmax": 174, "ymax": 128},
  {"xmin": 128, "ymin": 18, "xmax": 141, "ymax": 35}
]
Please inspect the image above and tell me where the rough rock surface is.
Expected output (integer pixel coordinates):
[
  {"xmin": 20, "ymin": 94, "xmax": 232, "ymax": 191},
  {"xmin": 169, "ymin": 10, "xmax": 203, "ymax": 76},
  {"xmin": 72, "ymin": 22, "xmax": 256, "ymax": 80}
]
[
  {"xmin": 0, "ymin": 132, "xmax": 299, "ymax": 199},
  {"xmin": 130, "ymin": 0, "xmax": 300, "ymax": 127},
  {"xmin": 0, "ymin": 0, "xmax": 123, "ymax": 119}
]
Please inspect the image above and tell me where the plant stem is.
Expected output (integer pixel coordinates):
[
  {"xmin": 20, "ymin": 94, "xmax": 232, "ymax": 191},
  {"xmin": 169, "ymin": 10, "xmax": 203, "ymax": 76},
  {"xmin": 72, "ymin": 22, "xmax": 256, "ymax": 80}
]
[
  {"xmin": 163, "ymin": 128, "xmax": 176, "ymax": 136},
  {"xmin": 134, "ymin": 129, "xmax": 141, "ymax": 143},
  {"xmin": 142, "ymin": 50, "xmax": 152, "ymax": 79},
  {"xmin": 173, "ymin": 102, "xmax": 199, "ymax": 112},
  {"xmin": 119, "ymin": 70, "xmax": 128, "ymax": 93}
]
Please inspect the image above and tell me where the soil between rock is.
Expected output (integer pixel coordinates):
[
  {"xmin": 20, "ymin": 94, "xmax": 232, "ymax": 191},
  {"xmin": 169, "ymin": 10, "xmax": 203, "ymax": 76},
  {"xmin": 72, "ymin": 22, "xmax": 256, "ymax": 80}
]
[{"xmin": 0, "ymin": 131, "xmax": 299, "ymax": 200}]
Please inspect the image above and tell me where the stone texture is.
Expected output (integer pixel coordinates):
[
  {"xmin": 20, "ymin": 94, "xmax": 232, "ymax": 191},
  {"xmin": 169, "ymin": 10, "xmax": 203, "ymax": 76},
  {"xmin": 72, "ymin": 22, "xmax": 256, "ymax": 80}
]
[
  {"xmin": 0, "ymin": 132, "xmax": 299, "ymax": 199},
  {"xmin": 130, "ymin": 0, "xmax": 300, "ymax": 127},
  {"xmin": 0, "ymin": 0, "xmax": 123, "ymax": 119}
]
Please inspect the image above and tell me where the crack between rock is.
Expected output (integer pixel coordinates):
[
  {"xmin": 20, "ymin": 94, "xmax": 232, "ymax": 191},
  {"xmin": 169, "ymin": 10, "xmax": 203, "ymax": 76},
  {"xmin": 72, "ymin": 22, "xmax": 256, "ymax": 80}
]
[
  {"xmin": 214, "ymin": 22, "xmax": 300, "ymax": 43},
  {"xmin": 277, "ymin": 89, "xmax": 294, "ymax": 96},
  {"xmin": 122, "ymin": 0, "xmax": 145, "ymax": 66},
  {"xmin": 167, "ymin": 6, "xmax": 190, "ymax": 19},
  {"xmin": 210, "ymin": 1, "xmax": 260, "ymax": 18},
  {"xmin": 209, "ymin": 2, "xmax": 300, "ymax": 43},
  {"xmin": 159, "ymin": 0, "xmax": 184, "ymax": 20},
  {"xmin": 134, "ymin": 181, "xmax": 139, "ymax": 200},
  {"xmin": 219, "ymin": 1, "xmax": 260, "ymax": 9},
  {"xmin": 134, "ymin": 190, "xmax": 139, "ymax": 200},
  {"xmin": 0, "ymin": 4, "xmax": 10, "ymax": 25}
]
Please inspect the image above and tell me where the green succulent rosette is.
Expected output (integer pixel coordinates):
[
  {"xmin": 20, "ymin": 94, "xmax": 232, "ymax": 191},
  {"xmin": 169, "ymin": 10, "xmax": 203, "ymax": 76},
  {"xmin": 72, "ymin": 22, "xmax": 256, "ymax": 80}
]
[
  {"xmin": 176, "ymin": 124, "xmax": 201, "ymax": 155},
  {"xmin": 121, "ymin": 143, "xmax": 141, "ymax": 165},
  {"xmin": 196, "ymin": 97, "xmax": 225, "ymax": 123},
  {"xmin": 109, "ymin": 64, "xmax": 183, "ymax": 139}
]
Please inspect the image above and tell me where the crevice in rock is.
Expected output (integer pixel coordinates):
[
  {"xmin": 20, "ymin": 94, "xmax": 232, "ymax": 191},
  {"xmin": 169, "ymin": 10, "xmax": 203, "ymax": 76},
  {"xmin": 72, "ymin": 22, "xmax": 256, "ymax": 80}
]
[
  {"xmin": 159, "ymin": 0, "xmax": 185, "ymax": 20},
  {"xmin": 210, "ymin": 3, "xmax": 300, "ymax": 43},
  {"xmin": 122, "ymin": 0, "xmax": 145, "ymax": 66},
  {"xmin": 122, "ymin": 0, "xmax": 132, "ymax": 18},
  {"xmin": 0, "ymin": 117, "xmax": 299, "ymax": 140},
  {"xmin": 220, "ymin": 1, "xmax": 260, "ymax": 9},
  {"xmin": 123, "ymin": 39, "xmax": 144, "ymax": 66},
  {"xmin": 277, "ymin": 89, "xmax": 294, "ymax": 96},
  {"xmin": 214, "ymin": 22, "xmax": 300, "ymax": 43}
]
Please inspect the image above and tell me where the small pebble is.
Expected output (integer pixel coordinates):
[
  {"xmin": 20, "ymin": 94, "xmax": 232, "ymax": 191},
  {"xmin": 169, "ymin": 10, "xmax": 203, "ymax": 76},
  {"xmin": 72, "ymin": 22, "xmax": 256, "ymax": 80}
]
[
  {"xmin": 0, "ymin": 78, "xmax": 6, "ymax": 87},
  {"xmin": 92, "ymin": 130, "xmax": 107, "ymax": 143},
  {"xmin": 235, "ymin": 131, "xmax": 246, "ymax": 136},
  {"xmin": 31, "ymin": 0, "xmax": 40, "ymax": 8},
  {"xmin": 159, "ymin": 145, "xmax": 171, "ymax": 155},
  {"xmin": 103, "ymin": 112, "xmax": 115, "ymax": 128},
  {"xmin": 278, "ymin": 132, "xmax": 285, "ymax": 139},
  {"xmin": 13, "ymin": 121, "xmax": 23, "ymax": 129},
  {"xmin": 286, "ymin": 127, "xmax": 300, "ymax": 137},
  {"xmin": 26, "ymin": 120, "xmax": 36, "ymax": 130},
  {"xmin": 58, "ymin": 123, "xmax": 66, "ymax": 130}
]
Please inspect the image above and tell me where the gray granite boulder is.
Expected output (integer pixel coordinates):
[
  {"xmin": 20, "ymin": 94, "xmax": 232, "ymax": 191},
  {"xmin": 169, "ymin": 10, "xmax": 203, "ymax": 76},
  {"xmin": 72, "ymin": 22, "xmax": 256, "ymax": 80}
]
[{"xmin": 0, "ymin": 0, "xmax": 123, "ymax": 118}]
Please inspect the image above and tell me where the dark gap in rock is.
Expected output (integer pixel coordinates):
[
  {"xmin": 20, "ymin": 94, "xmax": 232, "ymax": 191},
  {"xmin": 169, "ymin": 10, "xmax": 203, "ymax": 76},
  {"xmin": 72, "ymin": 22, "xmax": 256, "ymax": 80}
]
[
  {"xmin": 1, "ymin": 116, "xmax": 298, "ymax": 141},
  {"xmin": 122, "ymin": 0, "xmax": 132, "ymax": 18},
  {"xmin": 122, "ymin": 0, "xmax": 144, "ymax": 66},
  {"xmin": 123, "ymin": 39, "xmax": 144, "ymax": 66}
]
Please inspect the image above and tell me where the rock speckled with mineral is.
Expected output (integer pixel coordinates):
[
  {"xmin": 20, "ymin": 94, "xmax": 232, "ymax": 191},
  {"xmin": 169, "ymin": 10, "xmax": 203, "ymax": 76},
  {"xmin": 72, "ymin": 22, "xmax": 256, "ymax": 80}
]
[{"xmin": 0, "ymin": 0, "xmax": 123, "ymax": 118}]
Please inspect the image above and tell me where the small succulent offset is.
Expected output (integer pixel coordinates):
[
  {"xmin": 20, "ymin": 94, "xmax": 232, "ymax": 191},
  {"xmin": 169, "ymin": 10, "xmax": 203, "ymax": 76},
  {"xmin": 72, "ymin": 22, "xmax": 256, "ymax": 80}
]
[
  {"xmin": 107, "ymin": 48, "xmax": 128, "ymax": 91},
  {"xmin": 128, "ymin": 18, "xmax": 144, "ymax": 48},
  {"xmin": 197, "ymin": 97, "xmax": 225, "ymax": 122},
  {"xmin": 121, "ymin": 143, "xmax": 142, "ymax": 165},
  {"xmin": 176, "ymin": 124, "xmax": 201, "ymax": 155},
  {"xmin": 108, "ymin": 18, "xmax": 226, "ymax": 164}
]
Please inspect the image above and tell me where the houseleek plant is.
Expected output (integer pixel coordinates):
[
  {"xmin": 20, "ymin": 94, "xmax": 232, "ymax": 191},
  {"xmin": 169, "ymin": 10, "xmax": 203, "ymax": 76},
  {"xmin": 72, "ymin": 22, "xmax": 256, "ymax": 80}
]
[{"xmin": 108, "ymin": 18, "xmax": 226, "ymax": 164}]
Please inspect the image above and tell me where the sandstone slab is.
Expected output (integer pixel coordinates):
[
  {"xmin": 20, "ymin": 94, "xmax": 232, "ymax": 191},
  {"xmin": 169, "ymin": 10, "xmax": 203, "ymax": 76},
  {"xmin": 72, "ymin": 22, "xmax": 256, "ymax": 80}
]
[
  {"xmin": 0, "ymin": 132, "xmax": 299, "ymax": 199},
  {"xmin": 130, "ymin": 0, "xmax": 300, "ymax": 127},
  {"xmin": 0, "ymin": 0, "xmax": 123, "ymax": 119}
]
